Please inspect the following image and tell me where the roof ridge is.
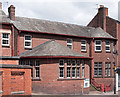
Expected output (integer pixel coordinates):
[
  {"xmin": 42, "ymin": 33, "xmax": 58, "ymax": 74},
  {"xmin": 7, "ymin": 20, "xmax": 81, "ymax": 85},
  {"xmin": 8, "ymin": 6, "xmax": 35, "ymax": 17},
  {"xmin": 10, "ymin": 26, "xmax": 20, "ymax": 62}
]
[{"xmin": 15, "ymin": 16, "xmax": 95, "ymax": 29}]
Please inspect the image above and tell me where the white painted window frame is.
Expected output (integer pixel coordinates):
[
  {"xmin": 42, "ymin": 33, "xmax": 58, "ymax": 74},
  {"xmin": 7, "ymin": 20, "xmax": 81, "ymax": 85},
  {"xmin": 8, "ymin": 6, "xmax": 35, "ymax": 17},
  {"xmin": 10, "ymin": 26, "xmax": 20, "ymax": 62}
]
[
  {"xmin": 106, "ymin": 41, "xmax": 111, "ymax": 52},
  {"xmin": 24, "ymin": 35, "xmax": 32, "ymax": 48},
  {"xmin": 2, "ymin": 33, "xmax": 10, "ymax": 46},
  {"xmin": 59, "ymin": 60, "xmax": 64, "ymax": 78},
  {"xmin": 95, "ymin": 40, "xmax": 102, "ymax": 52},
  {"xmin": 81, "ymin": 40, "xmax": 87, "ymax": 51},
  {"xmin": 67, "ymin": 38, "xmax": 73, "ymax": 49},
  {"xmin": 35, "ymin": 60, "xmax": 40, "ymax": 78}
]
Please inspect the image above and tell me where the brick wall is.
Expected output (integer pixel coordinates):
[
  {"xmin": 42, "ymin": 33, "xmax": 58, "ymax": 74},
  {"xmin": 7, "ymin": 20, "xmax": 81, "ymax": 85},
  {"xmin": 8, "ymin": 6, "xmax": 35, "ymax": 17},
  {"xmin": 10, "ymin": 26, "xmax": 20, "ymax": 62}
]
[
  {"xmin": 0, "ymin": 59, "xmax": 19, "ymax": 65},
  {"xmin": 25, "ymin": 58, "xmax": 90, "ymax": 94},
  {"xmin": 0, "ymin": 24, "xmax": 12, "ymax": 56},
  {"xmin": 19, "ymin": 32, "xmax": 90, "ymax": 57},
  {"xmin": 1, "ymin": 68, "xmax": 31, "ymax": 95}
]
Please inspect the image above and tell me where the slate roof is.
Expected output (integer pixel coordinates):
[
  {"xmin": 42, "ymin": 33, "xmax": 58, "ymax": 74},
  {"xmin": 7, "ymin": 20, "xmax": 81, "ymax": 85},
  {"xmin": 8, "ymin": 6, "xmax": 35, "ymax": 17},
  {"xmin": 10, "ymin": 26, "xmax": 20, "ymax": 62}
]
[
  {"xmin": 0, "ymin": 10, "xmax": 115, "ymax": 39},
  {"xmin": 20, "ymin": 40, "xmax": 89, "ymax": 58}
]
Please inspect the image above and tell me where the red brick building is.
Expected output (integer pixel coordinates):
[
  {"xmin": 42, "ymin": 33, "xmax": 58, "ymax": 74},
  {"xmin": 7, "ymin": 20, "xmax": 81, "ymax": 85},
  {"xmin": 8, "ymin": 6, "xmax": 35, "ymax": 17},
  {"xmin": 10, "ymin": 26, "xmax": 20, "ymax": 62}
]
[
  {"xmin": 0, "ymin": 2, "xmax": 118, "ymax": 94},
  {"xmin": 88, "ymin": 5, "xmax": 120, "ymax": 91}
]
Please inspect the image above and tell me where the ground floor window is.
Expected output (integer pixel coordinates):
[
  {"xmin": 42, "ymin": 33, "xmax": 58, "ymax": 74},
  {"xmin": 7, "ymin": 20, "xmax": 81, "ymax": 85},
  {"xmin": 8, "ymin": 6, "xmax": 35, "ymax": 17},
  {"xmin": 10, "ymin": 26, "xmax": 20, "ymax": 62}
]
[
  {"xmin": 59, "ymin": 59, "xmax": 85, "ymax": 79},
  {"xmin": 20, "ymin": 60, "xmax": 40, "ymax": 78},
  {"xmin": 94, "ymin": 62, "xmax": 102, "ymax": 77},
  {"xmin": 105, "ymin": 62, "xmax": 111, "ymax": 77},
  {"xmin": 59, "ymin": 60, "xmax": 64, "ymax": 78}
]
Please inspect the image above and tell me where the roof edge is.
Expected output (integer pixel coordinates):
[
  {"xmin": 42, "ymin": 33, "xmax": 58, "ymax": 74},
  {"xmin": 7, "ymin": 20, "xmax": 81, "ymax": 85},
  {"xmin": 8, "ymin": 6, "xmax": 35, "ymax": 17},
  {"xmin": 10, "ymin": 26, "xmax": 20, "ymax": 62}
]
[
  {"xmin": 20, "ymin": 56, "xmax": 92, "ymax": 59},
  {"xmin": 20, "ymin": 29, "xmax": 115, "ymax": 40}
]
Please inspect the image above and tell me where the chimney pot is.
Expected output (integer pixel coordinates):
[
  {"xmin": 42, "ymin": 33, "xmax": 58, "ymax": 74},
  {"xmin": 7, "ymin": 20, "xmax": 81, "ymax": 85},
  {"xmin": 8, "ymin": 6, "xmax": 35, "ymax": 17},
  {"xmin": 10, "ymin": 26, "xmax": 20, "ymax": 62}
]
[
  {"xmin": 100, "ymin": 5, "xmax": 104, "ymax": 8},
  {"xmin": 8, "ymin": 5, "xmax": 15, "ymax": 21}
]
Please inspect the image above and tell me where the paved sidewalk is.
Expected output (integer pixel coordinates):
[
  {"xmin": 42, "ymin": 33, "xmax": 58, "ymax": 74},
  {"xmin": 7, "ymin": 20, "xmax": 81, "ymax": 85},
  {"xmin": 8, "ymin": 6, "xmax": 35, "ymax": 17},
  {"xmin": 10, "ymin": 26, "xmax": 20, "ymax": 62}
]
[
  {"xmin": 87, "ymin": 91, "xmax": 118, "ymax": 95},
  {"xmin": 32, "ymin": 91, "xmax": 119, "ymax": 95}
]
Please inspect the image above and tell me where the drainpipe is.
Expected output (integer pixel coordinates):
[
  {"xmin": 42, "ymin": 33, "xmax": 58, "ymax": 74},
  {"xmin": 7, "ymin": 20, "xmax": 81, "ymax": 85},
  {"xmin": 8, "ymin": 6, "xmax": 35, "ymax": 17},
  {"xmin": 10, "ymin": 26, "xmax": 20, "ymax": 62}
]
[
  {"xmin": 18, "ymin": 30, "xmax": 21, "ymax": 56},
  {"xmin": 11, "ymin": 25, "xmax": 14, "ymax": 56},
  {"xmin": 91, "ymin": 38, "xmax": 94, "ymax": 79}
]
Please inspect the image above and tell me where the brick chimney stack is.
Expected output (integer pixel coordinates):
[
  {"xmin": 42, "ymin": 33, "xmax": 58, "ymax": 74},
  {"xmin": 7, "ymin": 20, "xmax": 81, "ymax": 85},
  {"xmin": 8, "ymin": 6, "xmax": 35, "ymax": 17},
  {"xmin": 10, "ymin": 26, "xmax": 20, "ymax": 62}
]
[
  {"xmin": 8, "ymin": 5, "xmax": 15, "ymax": 21},
  {"xmin": 0, "ymin": 2, "xmax": 2, "ymax": 9},
  {"xmin": 98, "ymin": 5, "xmax": 108, "ymax": 31}
]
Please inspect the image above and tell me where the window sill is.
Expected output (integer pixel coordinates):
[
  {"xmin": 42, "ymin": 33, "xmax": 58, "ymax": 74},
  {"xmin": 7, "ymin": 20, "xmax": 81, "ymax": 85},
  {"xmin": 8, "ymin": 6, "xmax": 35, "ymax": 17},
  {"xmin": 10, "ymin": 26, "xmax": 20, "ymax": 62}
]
[
  {"xmin": 57, "ymin": 78, "xmax": 85, "ymax": 81},
  {"xmin": 106, "ymin": 51, "xmax": 111, "ymax": 53},
  {"xmin": 104, "ymin": 76, "xmax": 114, "ymax": 78},
  {"xmin": 81, "ymin": 51, "xmax": 87, "ymax": 53},
  {"xmin": 95, "ymin": 51, "xmax": 102, "ymax": 53},
  {"xmin": 2, "ymin": 45, "xmax": 10, "ymax": 47},
  {"xmin": 25, "ymin": 47, "xmax": 32, "ymax": 50},
  {"xmin": 93, "ymin": 76, "xmax": 103, "ymax": 78},
  {"xmin": 32, "ymin": 78, "xmax": 41, "ymax": 81}
]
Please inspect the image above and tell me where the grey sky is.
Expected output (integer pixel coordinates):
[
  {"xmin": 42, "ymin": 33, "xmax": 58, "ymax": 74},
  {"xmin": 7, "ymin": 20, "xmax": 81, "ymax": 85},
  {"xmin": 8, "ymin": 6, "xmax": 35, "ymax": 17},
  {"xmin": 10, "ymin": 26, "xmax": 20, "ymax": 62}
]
[{"xmin": 1, "ymin": 0, "xmax": 119, "ymax": 26}]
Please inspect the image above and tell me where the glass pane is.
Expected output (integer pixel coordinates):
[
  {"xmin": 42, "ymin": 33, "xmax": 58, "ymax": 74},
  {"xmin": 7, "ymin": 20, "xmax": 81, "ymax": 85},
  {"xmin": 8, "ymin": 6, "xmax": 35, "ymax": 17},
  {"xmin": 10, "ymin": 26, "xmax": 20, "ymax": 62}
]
[
  {"xmin": 67, "ymin": 39, "xmax": 72, "ymax": 43},
  {"xmin": 105, "ymin": 63, "xmax": 108, "ymax": 68},
  {"xmin": 99, "ymin": 62, "xmax": 102, "ymax": 68},
  {"xmin": 35, "ymin": 60, "xmax": 40, "ymax": 66},
  {"xmin": 105, "ymin": 69, "xmax": 107, "ymax": 76},
  {"xmin": 108, "ymin": 63, "xmax": 111, "ymax": 68},
  {"xmin": 94, "ymin": 68, "xmax": 98, "ymax": 76},
  {"xmin": 106, "ymin": 47, "xmax": 110, "ymax": 50},
  {"xmin": 35, "ymin": 67, "xmax": 39, "ymax": 77},
  {"xmin": 2, "ymin": 40, "xmax": 8, "ymax": 44},
  {"xmin": 99, "ymin": 68, "xmax": 102, "ymax": 75},
  {"xmin": 67, "ymin": 60, "xmax": 71, "ymax": 66},
  {"xmin": 108, "ymin": 69, "xmax": 111, "ymax": 76},
  {"xmin": 67, "ymin": 67, "xmax": 71, "ymax": 77},
  {"xmin": 25, "ymin": 42, "xmax": 31, "ymax": 46},
  {"xmin": 59, "ymin": 67, "xmax": 64, "ymax": 77},
  {"xmin": 81, "ymin": 46, "xmax": 86, "ymax": 50},
  {"xmin": 72, "ymin": 60, "xmax": 76, "ymax": 66},
  {"xmin": 25, "ymin": 36, "xmax": 31, "ymax": 40},
  {"xmin": 96, "ymin": 41, "xmax": 101, "ymax": 45},
  {"xmin": 81, "ymin": 40, "xmax": 86, "ymax": 44},
  {"xmin": 96, "ymin": 46, "xmax": 101, "ymax": 50},
  {"xmin": 72, "ymin": 68, "xmax": 76, "ymax": 77},
  {"xmin": 94, "ymin": 62, "xmax": 98, "ymax": 68},
  {"xmin": 2, "ymin": 33, "xmax": 9, "ymax": 38},
  {"xmin": 106, "ymin": 41, "xmax": 110, "ymax": 45},
  {"xmin": 77, "ymin": 67, "xmax": 80, "ymax": 77},
  {"xmin": 59, "ymin": 60, "xmax": 64, "ymax": 66},
  {"xmin": 77, "ymin": 61, "xmax": 80, "ymax": 66}
]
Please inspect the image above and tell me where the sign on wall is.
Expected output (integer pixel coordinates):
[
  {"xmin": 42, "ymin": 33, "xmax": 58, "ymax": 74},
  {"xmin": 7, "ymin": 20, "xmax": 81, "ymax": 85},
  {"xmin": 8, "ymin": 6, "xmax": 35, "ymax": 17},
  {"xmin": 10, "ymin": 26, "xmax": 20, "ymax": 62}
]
[{"xmin": 84, "ymin": 79, "xmax": 89, "ymax": 88}]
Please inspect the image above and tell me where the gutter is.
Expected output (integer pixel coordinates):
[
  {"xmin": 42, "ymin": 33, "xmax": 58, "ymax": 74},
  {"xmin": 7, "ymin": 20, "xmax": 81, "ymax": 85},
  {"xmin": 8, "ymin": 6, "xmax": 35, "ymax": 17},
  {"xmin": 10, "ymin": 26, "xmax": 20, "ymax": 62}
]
[
  {"xmin": 19, "ymin": 30, "xmax": 116, "ymax": 40},
  {"xmin": 20, "ymin": 56, "xmax": 93, "ymax": 59}
]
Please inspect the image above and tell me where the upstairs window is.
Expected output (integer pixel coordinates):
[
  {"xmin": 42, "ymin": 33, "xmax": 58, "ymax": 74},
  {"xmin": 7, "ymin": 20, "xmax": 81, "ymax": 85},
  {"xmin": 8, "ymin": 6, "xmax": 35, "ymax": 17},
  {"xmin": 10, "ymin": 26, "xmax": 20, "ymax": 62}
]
[
  {"xmin": 113, "ymin": 42, "xmax": 115, "ymax": 52},
  {"xmin": 67, "ymin": 39, "xmax": 72, "ymax": 49},
  {"xmin": 24, "ymin": 35, "xmax": 32, "ymax": 48},
  {"xmin": 106, "ymin": 41, "xmax": 110, "ymax": 52},
  {"xmin": 2, "ymin": 33, "xmax": 9, "ymax": 46},
  {"xmin": 95, "ymin": 40, "xmax": 102, "ymax": 52},
  {"xmin": 81, "ymin": 40, "xmax": 87, "ymax": 51}
]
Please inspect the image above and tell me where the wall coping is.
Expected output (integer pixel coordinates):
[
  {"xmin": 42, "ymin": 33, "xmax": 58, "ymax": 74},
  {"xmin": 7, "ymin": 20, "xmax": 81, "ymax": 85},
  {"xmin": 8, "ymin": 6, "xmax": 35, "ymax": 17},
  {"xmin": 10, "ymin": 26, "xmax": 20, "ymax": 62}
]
[
  {"xmin": 0, "ymin": 64, "xmax": 32, "ymax": 69},
  {"xmin": 0, "ymin": 56, "xmax": 20, "ymax": 60}
]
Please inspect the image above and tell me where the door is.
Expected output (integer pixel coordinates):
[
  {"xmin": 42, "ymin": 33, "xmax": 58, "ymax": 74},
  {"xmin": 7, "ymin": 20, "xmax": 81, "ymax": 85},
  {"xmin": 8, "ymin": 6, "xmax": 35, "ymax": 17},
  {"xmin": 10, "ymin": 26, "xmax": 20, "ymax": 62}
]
[{"xmin": 11, "ymin": 72, "xmax": 25, "ymax": 94}]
